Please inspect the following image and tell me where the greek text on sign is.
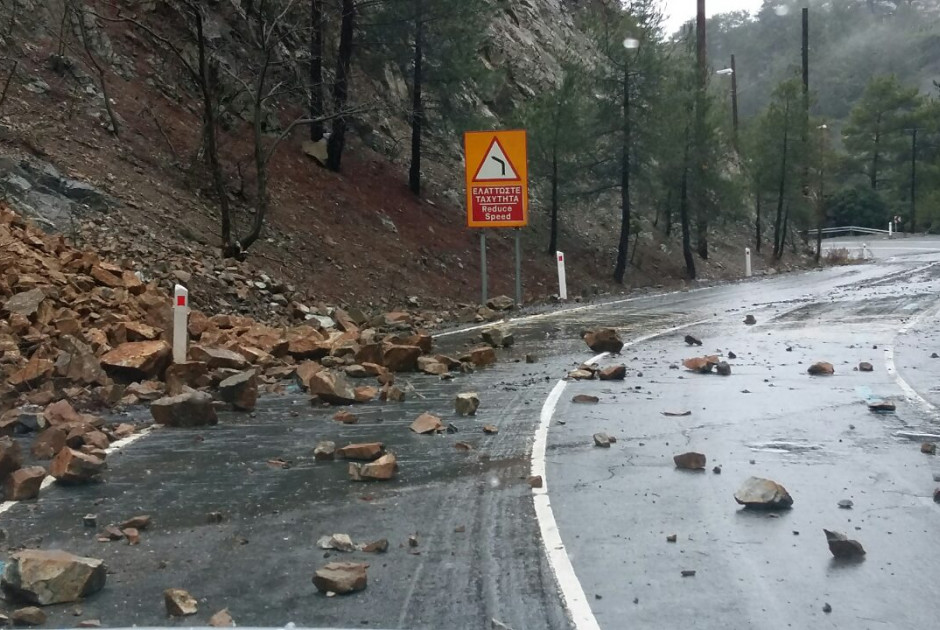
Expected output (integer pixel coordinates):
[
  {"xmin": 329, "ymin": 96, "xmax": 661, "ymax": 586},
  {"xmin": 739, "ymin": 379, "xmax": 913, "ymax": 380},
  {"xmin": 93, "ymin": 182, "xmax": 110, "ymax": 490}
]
[{"xmin": 464, "ymin": 130, "xmax": 528, "ymax": 228}]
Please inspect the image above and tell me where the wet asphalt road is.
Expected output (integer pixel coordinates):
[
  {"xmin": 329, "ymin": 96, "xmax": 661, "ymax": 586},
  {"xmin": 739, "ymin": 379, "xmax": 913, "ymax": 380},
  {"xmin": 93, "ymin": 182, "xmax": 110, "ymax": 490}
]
[{"xmin": 4, "ymin": 248, "xmax": 940, "ymax": 629}]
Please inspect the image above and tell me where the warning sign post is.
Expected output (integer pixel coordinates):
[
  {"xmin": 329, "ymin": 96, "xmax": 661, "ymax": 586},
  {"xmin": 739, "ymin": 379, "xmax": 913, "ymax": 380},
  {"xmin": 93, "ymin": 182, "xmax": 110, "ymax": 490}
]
[{"xmin": 463, "ymin": 130, "xmax": 528, "ymax": 306}]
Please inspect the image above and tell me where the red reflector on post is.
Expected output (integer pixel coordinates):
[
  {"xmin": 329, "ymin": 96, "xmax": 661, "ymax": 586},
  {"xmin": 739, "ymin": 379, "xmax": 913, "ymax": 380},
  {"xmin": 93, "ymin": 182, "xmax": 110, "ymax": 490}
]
[{"xmin": 177, "ymin": 296, "xmax": 186, "ymax": 307}]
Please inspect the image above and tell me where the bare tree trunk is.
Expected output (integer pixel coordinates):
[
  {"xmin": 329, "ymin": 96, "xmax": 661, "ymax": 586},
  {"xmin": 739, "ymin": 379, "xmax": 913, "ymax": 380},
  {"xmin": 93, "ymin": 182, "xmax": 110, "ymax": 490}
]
[
  {"xmin": 548, "ymin": 144, "xmax": 559, "ymax": 255},
  {"xmin": 309, "ymin": 0, "xmax": 324, "ymax": 141},
  {"xmin": 680, "ymin": 125, "xmax": 695, "ymax": 279},
  {"xmin": 773, "ymin": 97, "xmax": 790, "ymax": 260},
  {"xmin": 755, "ymin": 194, "xmax": 761, "ymax": 253},
  {"xmin": 613, "ymin": 61, "xmax": 631, "ymax": 284},
  {"xmin": 238, "ymin": 51, "xmax": 273, "ymax": 253},
  {"xmin": 326, "ymin": 0, "xmax": 355, "ymax": 172},
  {"xmin": 693, "ymin": 0, "xmax": 708, "ymax": 260},
  {"xmin": 193, "ymin": 6, "xmax": 234, "ymax": 254},
  {"xmin": 75, "ymin": 4, "xmax": 120, "ymax": 137},
  {"xmin": 407, "ymin": 0, "xmax": 423, "ymax": 195}
]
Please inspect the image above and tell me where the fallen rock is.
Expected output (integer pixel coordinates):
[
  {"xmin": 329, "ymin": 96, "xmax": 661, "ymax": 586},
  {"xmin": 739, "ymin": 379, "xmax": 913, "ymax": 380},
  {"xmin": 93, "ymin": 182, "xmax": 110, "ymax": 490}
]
[
  {"xmin": 314, "ymin": 441, "xmax": 336, "ymax": 460},
  {"xmin": 715, "ymin": 361, "xmax": 731, "ymax": 376},
  {"xmin": 727, "ymin": 351, "xmax": 737, "ymax": 359},
  {"xmin": 837, "ymin": 499, "xmax": 853, "ymax": 509},
  {"xmin": 208, "ymin": 609, "xmax": 235, "ymax": 627},
  {"xmin": 454, "ymin": 441, "xmax": 473, "ymax": 451},
  {"xmin": 465, "ymin": 346, "xmax": 497, "ymax": 367},
  {"xmin": 858, "ymin": 361, "xmax": 873, "ymax": 372},
  {"xmin": 313, "ymin": 562, "xmax": 368, "ymax": 594},
  {"xmin": 682, "ymin": 356, "xmax": 719, "ymax": 373},
  {"xmin": 120, "ymin": 515, "xmax": 151, "ymax": 530},
  {"xmin": 1, "ymin": 549, "xmax": 107, "ymax": 605},
  {"xmin": 188, "ymin": 345, "xmax": 247, "ymax": 370},
  {"xmin": 807, "ymin": 362, "xmax": 834, "ymax": 376},
  {"xmin": 49, "ymin": 448, "xmax": 105, "ymax": 484},
  {"xmin": 583, "ymin": 328, "xmax": 623, "ymax": 353},
  {"xmin": 921, "ymin": 442, "xmax": 936, "ymax": 455},
  {"xmin": 380, "ymin": 384, "xmax": 405, "ymax": 402},
  {"xmin": 164, "ymin": 588, "xmax": 198, "ymax": 616},
  {"xmin": 4, "ymin": 467, "xmax": 46, "ymax": 501},
  {"xmin": 572, "ymin": 394, "xmax": 599, "ymax": 404},
  {"xmin": 598, "ymin": 365, "xmax": 626, "ymax": 381},
  {"xmin": 481, "ymin": 327, "xmax": 505, "ymax": 347},
  {"xmin": 527, "ymin": 475, "xmax": 543, "ymax": 489},
  {"xmin": 824, "ymin": 529, "xmax": 866, "ymax": 559},
  {"xmin": 410, "ymin": 413, "xmax": 444, "ymax": 434},
  {"xmin": 333, "ymin": 410, "xmax": 358, "ymax": 424},
  {"xmin": 348, "ymin": 453, "xmax": 397, "ymax": 481},
  {"xmin": 0, "ymin": 436, "xmax": 23, "ymax": 480},
  {"xmin": 317, "ymin": 533, "xmax": 356, "ymax": 552},
  {"xmin": 354, "ymin": 386, "xmax": 378, "ymax": 402},
  {"xmin": 593, "ymin": 433, "xmax": 611, "ymax": 448},
  {"xmin": 150, "ymin": 391, "xmax": 218, "ymax": 427},
  {"xmin": 673, "ymin": 452, "xmax": 707, "ymax": 470},
  {"xmin": 3, "ymin": 288, "xmax": 47, "ymax": 319},
  {"xmin": 734, "ymin": 477, "xmax": 793, "ymax": 509},
  {"xmin": 30, "ymin": 428, "xmax": 66, "ymax": 460},
  {"xmin": 455, "ymin": 393, "xmax": 480, "ymax": 416},
  {"xmin": 666, "ymin": 534, "xmax": 677, "ymax": 543},
  {"xmin": 359, "ymin": 539, "xmax": 389, "ymax": 553},
  {"xmin": 218, "ymin": 370, "xmax": 258, "ymax": 411},
  {"xmin": 868, "ymin": 400, "xmax": 895, "ymax": 413},
  {"xmin": 417, "ymin": 357, "xmax": 448, "ymax": 376},
  {"xmin": 662, "ymin": 410, "xmax": 691, "ymax": 417},
  {"xmin": 11, "ymin": 607, "xmax": 46, "ymax": 626},
  {"xmin": 382, "ymin": 344, "xmax": 422, "ymax": 372},
  {"xmin": 482, "ymin": 425, "xmax": 499, "ymax": 434},
  {"xmin": 486, "ymin": 295, "xmax": 515, "ymax": 311},
  {"xmin": 308, "ymin": 370, "xmax": 357, "ymax": 405},
  {"xmin": 337, "ymin": 442, "xmax": 385, "ymax": 461},
  {"xmin": 744, "ymin": 315, "xmax": 756, "ymax": 325},
  {"xmin": 99, "ymin": 341, "xmax": 171, "ymax": 380},
  {"xmin": 684, "ymin": 335, "xmax": 702, "ymax": 346},
  {"xmin": 568, "ymin": 369, "xmax": 595, "ymax": 380},
  {"xmin": 122, "ymin": 527, "xmax": 141, "ymax": 545}
]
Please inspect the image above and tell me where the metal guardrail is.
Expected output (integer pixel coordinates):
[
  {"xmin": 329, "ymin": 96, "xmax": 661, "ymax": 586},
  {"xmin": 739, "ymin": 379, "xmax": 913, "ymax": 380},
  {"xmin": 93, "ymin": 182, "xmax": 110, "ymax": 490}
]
[{"xmin": 804, "ymin": 226, "xmax": 890, "ymax": 237}]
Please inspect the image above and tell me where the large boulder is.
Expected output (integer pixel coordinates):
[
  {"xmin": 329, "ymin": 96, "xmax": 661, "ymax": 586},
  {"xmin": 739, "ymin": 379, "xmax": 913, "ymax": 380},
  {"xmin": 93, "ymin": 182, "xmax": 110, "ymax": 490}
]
[
  {"xmin": 30, "ymin": 428, "xmax": 66, "ymax": 460},
  {"xmin": 49, "ymin": 448, "xmax": 105, "ymax": 484},
  {"xmin": 312, "ymin": 562, "xmax": 368, "ymax": 594},
  {"xmin": 598, "ymin": 365, "xmax": 626, "ymax": 381},
  {"xmin": 308, "ymin": 370, "xmax": 357, "ymax": 405},
  {"xmin": 4, "ymin": 467, "xmax": 46, "ymax": 500},
  {"xmin": 583, "ymin": 328, "xmax": 624, "ymax": 353},
  {"xmin": 486, "ymin": 295, "xmax": 515, "ymax": 311},
  {"xmin": 218, "ymin": 370, "xmax": 258, "ymax": 411},
  {"xmin": 382, "ymin": 344, "xmax": 422, "ymax": 372},
  {"xmin": 1, "ymin": 549, "xmax": 107, "ymax": 605},
  {"xmin": 56, "ymin": 335, "xmax": 107, "ymax": 385},
  {"xmin": 463, "ymin": 346, "xmax": 496, "ymax": 367},
  {"xmin": 0, "ymin": 436, "xmax": 23, "ymax": 481},
  {"xmin": 164, "ymin": 361, "xmax": 209, "ymax": 396},
  {"xmin": 188, "ymin": 345, "xmax": 248, "ymax": 370},
  {"xmin": 337, "ymin": 442, "xmax": 385, "ymax": 461},
  {"xmin": 99, "ymin": 341, "xmax": 171, "ymax": 380},
  {"xmin": 150, "ymin": 391, "xmax": 218, "ymax": 427},
  {"xmin": 455, "ymin": 393, "xmax": 480, "ymax": 416},
  {"xmin": 3, "ymin": 289, "xmax": 47, "ymax": 319},
  {"xmin": 734, "ymin": 477, "xmax": 793, "ymax": 509}
]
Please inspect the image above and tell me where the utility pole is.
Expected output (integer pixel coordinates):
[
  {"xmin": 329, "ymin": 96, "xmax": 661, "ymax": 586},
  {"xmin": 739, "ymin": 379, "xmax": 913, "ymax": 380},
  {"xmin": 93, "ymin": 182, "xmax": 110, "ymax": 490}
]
[
  {"xmin": 910, "ymin": 128, "xmax": 917, "ymax": 232},
  {"xmin": 730, "ymin": 54, "xmax": 739, "ymax": 148}
]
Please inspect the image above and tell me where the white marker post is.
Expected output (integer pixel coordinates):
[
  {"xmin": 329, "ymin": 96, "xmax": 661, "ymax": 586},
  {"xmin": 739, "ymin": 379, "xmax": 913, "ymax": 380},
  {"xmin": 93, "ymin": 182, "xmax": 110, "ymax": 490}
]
[
  {"xmin": 745, "ymin": 247, "xmax": 752, "ymax": 277},
  {"xmin": 888, "ymin": 221, "xmax": 893, "ymax": 238},
  {"xmin": 556, "ymin": 251, "xmax": 568, "ymax": 301},
  {"xmin": 172, "ymin": 284, "xmax": 189, "ymax": 364}
]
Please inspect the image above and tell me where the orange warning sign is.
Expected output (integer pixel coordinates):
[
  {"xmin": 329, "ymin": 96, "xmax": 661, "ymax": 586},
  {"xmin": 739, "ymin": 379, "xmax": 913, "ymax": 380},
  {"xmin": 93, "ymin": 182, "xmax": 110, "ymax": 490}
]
[{"xmin": 464, "ymin": 130, "xmax": 528, "ymax": 228}]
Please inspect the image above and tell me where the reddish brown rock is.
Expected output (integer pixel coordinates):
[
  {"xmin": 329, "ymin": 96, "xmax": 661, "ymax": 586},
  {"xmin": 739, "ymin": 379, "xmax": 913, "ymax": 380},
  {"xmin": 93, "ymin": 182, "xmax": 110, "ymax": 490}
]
[
  {"xmin": 673, "ymin": 452, "xmax": 707, "ymax": 470},
  {"xmin": 410, "ymin": 413, "xmax": 444, "ymax": 434},
  {"xmin": 4, "ymin": 466, "xmax": 46, "ymax": 500},
  {"xmin": 808, "ymin": 362, "xmax": 835, "ymax": 376},
  {"xmin": 583, "ymin": 328, "xmax": 624, "ymax": 353},
  {"xmin": 49, "ymin": 448, "xmax": 105, "ymax": 484},
  {"xmin": 464, "ymin": 346, "xmax": 497, "ymax": 367},
  {"xmin": 598, "ymin": 365, "xmax": 626, "ymax": 380},
  {"xmin": 354, "ymin": 386, "xmax": 378, "ymax": 402},
  {"xmin": 382, "ymin": 344, "xmax": 422, "ymax": 372},
  {"xmin": 682, "ymin": 356, "xmax": 719, "ymax": 373},
  {"xmin": 333, "ymin": 410, "xmax": 358, "ymax": 424},
  {"xmin": 337, "ymin": 442, "xmax": 385, "ymax": 461},
  {"xmin": 308, "ymin": 370, "xmax": 357, "ymax": 405},
  {"xmin": 164, "ymin": 588, "xmax": 198, "ymax": 616},
  {"xmin": 312, "ymin": 562, "xmax": 368, "ymax": 594},
  {"xmin": 189, "ymin": 345, "xmax": 248, "ymax": 370},
  {"xmin": 294, "ymin": 361, "xmax": 324, "ymax": 390},
  {"xmin": 100, "ymin": 341, "xmax": 171, "ymax": 380},
  {"xmin": 31, "ymin": 427, "xmax": 67, "ymax": 459},
  {"xmin": 9, "ymin": 356, "xmax": 54, "ymax": 389},
  {"xmin": 379, "ymin": 384, "xmax": 405, "ymax": 402},
  {"xmin": 43, "ymin": 400, "xmax": 83, "ymax": 426},
  {"xmin": 218, "ymin": 370, "xmax": 258, "ymax": 411},
  {"xmin": 348, "ymin": 453, "xmax": 397, "ymax": 481},
  {"xmin": 164, "ymin": 361, "xmax": 209, "ymax": 395},
  {"xmin": 0, "ymin": 436, "xmax": 23, "ymax": 480},
  {"xmin": 150, "ymin": 391, "xmax": 218, "ymax": 427}
]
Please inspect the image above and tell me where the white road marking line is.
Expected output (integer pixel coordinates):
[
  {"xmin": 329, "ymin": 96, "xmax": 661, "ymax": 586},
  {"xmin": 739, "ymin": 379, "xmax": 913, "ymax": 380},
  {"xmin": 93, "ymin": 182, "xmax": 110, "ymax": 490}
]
[
  {"xmin": 0, "ymin": 425, "xmax": 158, "ymax": 516},
  {"xmin": 530, "ymin": 317, "xmax": 713, "ymax": 630},
  {"xmin": 885, "ymin": 301, "xmax": 940, "ymax": 416}
]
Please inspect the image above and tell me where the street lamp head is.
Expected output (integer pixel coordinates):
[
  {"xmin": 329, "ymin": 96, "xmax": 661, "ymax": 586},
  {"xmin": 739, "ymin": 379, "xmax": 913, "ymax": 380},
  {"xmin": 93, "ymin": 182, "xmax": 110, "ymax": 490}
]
[
  {"xmin": 716, "ymin": 68, "xmax": 734, "ymax": 75},
  {"xmin": 623, "ymin": 37, "xmax": 639, "ymax": 49}
]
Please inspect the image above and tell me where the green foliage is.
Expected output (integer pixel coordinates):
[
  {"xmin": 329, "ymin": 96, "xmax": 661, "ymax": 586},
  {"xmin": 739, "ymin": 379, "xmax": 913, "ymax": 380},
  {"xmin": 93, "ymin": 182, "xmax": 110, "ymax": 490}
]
[{"xmin": 825, "ymin": 186, "xmax": 889, "ymax": 229}]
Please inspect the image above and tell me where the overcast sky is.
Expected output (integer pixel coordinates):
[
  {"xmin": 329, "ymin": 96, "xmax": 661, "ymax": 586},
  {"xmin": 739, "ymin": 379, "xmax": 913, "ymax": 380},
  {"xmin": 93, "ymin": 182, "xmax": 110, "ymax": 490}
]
[{"xmin": 661, "ymin": 0, "xmax": 765, "ymax": 34}]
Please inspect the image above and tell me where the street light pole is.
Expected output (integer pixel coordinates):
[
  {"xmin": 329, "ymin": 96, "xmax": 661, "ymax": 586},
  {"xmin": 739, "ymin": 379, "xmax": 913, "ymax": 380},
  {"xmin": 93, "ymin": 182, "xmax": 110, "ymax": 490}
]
[{"xmin": 730, "ymin": 54, "xmax": 739, "ymax": 147}]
